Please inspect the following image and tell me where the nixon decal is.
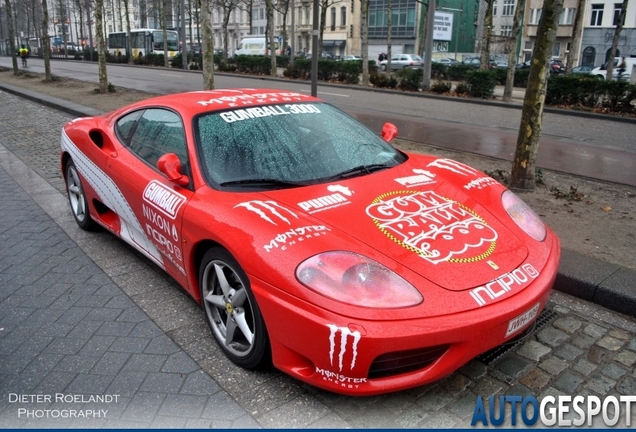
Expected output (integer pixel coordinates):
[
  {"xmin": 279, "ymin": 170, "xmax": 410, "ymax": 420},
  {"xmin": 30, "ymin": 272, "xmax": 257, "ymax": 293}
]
[
  {"xmin": 143, "ymin": 204, "xmax": 179, "ymax": 242},
  {"xmin": 469, "ymin": 263, "xmax": 539, "ymax": 306},
  {"xmin": 143, "ymin": 181, "xmax": 186, "ymax": 220},
  {"xmin": 234, "ymin": 200, "xmax": 298, "ymax": 225},
  {"xmin": 327, "ymin": 324, "xmax": 361, "ymax": 372}
]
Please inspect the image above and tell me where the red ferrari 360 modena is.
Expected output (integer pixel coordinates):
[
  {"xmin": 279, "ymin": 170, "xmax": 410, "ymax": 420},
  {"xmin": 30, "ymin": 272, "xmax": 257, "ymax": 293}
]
[{"xmin": 60, "ymin": 88, "xmax": 560, "ymax": 395}]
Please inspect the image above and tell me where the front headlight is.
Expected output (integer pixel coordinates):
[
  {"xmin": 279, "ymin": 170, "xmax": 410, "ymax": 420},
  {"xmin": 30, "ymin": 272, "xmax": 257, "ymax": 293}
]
[
  {"xmin": 502, "ymin": 190, "xmax": 546, "ymax": 242},
  {"xmin": 296, "ymin": 251, "xmax": 423, "ymax": 308}
]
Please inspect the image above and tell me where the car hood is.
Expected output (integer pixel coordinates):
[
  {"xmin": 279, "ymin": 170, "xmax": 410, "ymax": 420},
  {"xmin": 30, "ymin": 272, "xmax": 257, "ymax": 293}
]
[{"xmin": 262, "ymin": 155, "xmax": 528, "ymax": 292}]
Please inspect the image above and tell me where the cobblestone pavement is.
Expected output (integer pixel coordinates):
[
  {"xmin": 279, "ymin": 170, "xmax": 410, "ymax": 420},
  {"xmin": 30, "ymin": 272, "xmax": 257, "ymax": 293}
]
[{"xmin": 1, "ymin": 90, "xmax": 635, "ymax": 428}]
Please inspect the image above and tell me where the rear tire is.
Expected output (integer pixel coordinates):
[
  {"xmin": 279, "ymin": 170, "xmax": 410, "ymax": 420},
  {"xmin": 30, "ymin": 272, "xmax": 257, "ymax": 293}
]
[
  {"xmin": 65, "ymin": 160, "xmax": 97, "ymax": 231},
  {"xmin": 199, "ymin": 247, "xmax": 271, "ymax": 369}
]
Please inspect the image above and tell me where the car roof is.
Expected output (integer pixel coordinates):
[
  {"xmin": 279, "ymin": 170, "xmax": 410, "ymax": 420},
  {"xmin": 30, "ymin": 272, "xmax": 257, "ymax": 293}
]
[{"xmin": 117, "ymin": 88, "xmax": 321, "ymax": 117}]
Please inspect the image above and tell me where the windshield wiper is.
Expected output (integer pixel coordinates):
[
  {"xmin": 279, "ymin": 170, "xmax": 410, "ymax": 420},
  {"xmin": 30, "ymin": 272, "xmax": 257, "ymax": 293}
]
[
  {"xmin": 329, "ymin": 163, "xmax": 394, "ymax": 180},
  {"xmin": 219, "ymin": 178, "xmax": 307, "ymax": 189}
]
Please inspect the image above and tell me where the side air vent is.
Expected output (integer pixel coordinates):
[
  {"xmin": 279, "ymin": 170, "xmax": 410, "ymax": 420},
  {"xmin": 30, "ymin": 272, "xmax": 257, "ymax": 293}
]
[
  {"xmin": 368, "ymin": 345, "xmax": 450, "ymax": 379},
  {"xmin": 89, "ymin": 130, "xmax": 104, "ymax": 148}
]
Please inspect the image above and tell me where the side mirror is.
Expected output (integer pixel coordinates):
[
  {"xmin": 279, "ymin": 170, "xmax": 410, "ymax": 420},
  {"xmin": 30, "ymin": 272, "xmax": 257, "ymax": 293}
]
[
  {"xmin": 381, "ymin": 122, "xmax": 398, "ymax": 142},
  {"xmin": 157, "ymin": 153, "xmax": 190, "ymax": 187}
]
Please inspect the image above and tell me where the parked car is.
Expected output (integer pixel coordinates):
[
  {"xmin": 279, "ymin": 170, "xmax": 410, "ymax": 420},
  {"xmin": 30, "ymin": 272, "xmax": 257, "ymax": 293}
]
[
  {"xmin": 342, "ymin": 55, "xmax": 362, "ymax": 61},
  {"xmin": 571, "ymin": 65, "xmax": 594, "ymax": 74},
  {"xmin": 379, "ymin": 54, "xmax": 424, "ymax": 71},
  {"xmin": 591, "ymin": 57, "xmax": 636, "ymax": 80},
  {"xmin": 516, "ymin": 60, "xmax": 531, "ymax": 69},
  {"xmin": 462, "ymin": 57, "xmax": 496, "ymax": 69},
  {"xmin": 433, "ymin": 58, "xmax": 460, "ymax": 66},
  {"xmin": 493, "ymin": 61, "xmax": 509, "ymax": 69},
  {"xmin": 61, "ymin": 88, "xmax": 560, "ymax": 396}
]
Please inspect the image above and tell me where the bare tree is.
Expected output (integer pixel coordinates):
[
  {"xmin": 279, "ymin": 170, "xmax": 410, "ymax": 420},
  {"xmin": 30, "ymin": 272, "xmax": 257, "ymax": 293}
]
[
  {"xmin": 360, "ymin": 0, "xmax": 369, "ymax": 85},
  {"xmin": 41, "ymin": 0, "xmax": 52, "ymax": 80},
  {"xmin": 510, "ymin": 0, "xmax": 564, "ymax": 190},
  {"xmin": 479, "ymin": 0, "xmax": 493, "ymax": 71},
  {"xmin": 95, "ymin": 0, "xmax": 110, "ymax": 93},
  {"xmin": 266, "ymin": 0, "xmax": 276, "ymax": 75},
  {"xmin": 273, "ymin": 0, "xmax": 290, "ymax": 53},
  {"xmin": 605, "ymin": 0, "xmax": 628, "ymax": 80},
  {"xmin": 162, "ymin": 0, "xmax": 169, "ymax": 66},
  {"xmin": 201, "ymin": 0, "xmax": 215, "ymax": 88},
  {"xmin": 565, "ymin": 0, "xmax": 585, "ymax": 73},
  {"xmin": 318, "ymin": 0, "xmax": 342, "ymax": 57},
  {"xmin": 217, "ymin": 0, "xmax": 238, "ymax": 62},
  {"xmin": 122, "ymin": 0, "xmax": 132, "ymax": 63},
  {"xmin": 386, "ymin": 0, "xmax": 392, "ymax": 72},
  {"xmin": 4, "ymin": 0, "xmax": 18, "ymax": 73},
  {"xmin": 503, "ymin": 0, "xmax": 525, "ymax": 102}
]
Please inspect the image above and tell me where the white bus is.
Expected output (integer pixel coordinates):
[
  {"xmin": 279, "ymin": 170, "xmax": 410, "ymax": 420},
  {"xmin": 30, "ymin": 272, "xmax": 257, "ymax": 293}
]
[{"xmin": 107, "ymin": 28, "xmax": 179, "ymax": 59}]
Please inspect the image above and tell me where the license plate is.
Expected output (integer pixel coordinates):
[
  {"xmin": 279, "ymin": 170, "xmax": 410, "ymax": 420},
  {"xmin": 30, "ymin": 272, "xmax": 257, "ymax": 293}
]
[{"xmin": 506, "ymin": 303, "xmax": 540, "ymax": 337}]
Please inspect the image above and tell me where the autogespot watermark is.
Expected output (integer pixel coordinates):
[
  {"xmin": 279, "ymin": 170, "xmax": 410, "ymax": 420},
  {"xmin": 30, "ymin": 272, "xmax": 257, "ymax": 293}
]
[
  {"xmin": 8, "ymin": 393, "xmax": 120, "ymax": 419},
  {"xmin": 471, "ymin": 395, "xmax": 636, "ymax": 427}
]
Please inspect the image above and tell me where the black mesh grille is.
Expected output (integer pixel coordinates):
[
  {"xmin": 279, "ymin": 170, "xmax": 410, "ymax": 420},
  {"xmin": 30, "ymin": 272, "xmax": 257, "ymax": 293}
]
[
  {"xmin": 477, "ymin": 308, "xmax": 558, "ymax": 365},
  {"xmin": 368, "ymin": 345, "xmax": 450, "ymax": 379}
]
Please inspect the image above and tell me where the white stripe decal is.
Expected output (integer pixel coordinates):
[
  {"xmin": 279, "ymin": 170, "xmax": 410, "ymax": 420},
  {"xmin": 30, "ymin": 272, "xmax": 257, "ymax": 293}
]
[{"xmin": 61, "ymin": 130, "xmax": 165, "ymax": 268}]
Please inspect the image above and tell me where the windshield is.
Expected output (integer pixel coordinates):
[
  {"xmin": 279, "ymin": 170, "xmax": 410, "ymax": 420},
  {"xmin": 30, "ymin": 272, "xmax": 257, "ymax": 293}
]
[{"xmin": 195, "ymin": 103, "xmax": 405, "ymax": 189}]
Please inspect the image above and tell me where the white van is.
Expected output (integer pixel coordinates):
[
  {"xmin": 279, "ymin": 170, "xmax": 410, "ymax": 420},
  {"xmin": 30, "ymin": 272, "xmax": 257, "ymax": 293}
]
[
  {"xmin": 591, "ymin": 57, "xmax": 636, "ymax": 81},
  {"xmin": 234, "ymin": 37, "xmax": 280, "ymax": 56}
]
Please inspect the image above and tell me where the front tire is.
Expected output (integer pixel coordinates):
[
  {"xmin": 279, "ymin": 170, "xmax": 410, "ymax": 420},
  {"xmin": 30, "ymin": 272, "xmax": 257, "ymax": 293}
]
[
  {"xmin": 65, "ymin": 160, "xmax": 96, "ymax": 231},
  {"xmin": 199, "ymin": 247, "xmax": 270, "ymax": 369}
]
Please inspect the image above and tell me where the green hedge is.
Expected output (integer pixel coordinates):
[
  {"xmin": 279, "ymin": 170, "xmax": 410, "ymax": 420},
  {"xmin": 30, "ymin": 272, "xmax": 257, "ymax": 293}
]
[{"xmin": 546, "ymin": 74, "xmax": 636, "ymax": 114}]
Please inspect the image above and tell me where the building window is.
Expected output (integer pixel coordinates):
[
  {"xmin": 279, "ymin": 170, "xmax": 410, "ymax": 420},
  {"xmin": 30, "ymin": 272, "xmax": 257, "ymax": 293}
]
[
  {"xmin": 590, "ymin": 4, "xmax": 603, "ymax": 26},
  {"xmin": 305, "ymin": 6, "xmax": 311, "ymax": 23},
  {"xmin": 582, "ymin": 46, "xmax": 595, "ymax": 66},
  {"xmin": 493, "ymin": 0, "xmax": 497, "ymax": 16},
  {"xmin": 524, "ymin": 41, "xmax": 533, "ymax": 50},
  {"xmin": 500, "ymin": 25, "xmax": 512, "ymax": 36},
  {"xmin": 552, "ymin": 42, "xmax": 560, "ymax": 57},
  {"xmin": 559, "ymin": 8, "xmax": 574, "ymax": 25},
  {"xmin": 260, "ymin": 8, "xmax": 264, "ymax": 20},
  {"xmin": 613, "ymin": 3, "xmax": 624, "ymax": 26},
  {"xmin": 331, "ymin": 7, "xmax": 336, "ymax": 30},
  {"xmin": 529, "ymin": 8, "xmax": 541, "ymax": 25},
  {"xmin": 368, "ymin": 0, "xmax": 416, "ymax": 38},
  {"xmin": 341, "ymin": 6, "xmax": 346, "ymax": 26},
  {"xmin": 502, "ymin": 0, "xmax": 514, "ymax": 16}
]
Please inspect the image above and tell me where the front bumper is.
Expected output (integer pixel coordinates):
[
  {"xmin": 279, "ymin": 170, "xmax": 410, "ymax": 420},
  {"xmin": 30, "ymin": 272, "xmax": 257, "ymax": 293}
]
[{"xmin": 252, "ymin": 238, "xmax": 560, "ymax": 396}]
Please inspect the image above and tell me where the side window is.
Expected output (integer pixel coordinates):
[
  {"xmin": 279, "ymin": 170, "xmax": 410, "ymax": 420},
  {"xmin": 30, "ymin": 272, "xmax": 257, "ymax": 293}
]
[
  {"xmin": 115, "ymin": 110, "xmax": 144, "ymax": 145},
  {"xmin": 128, "ymin": 109, "xmax": 188, "ymax": 170}
]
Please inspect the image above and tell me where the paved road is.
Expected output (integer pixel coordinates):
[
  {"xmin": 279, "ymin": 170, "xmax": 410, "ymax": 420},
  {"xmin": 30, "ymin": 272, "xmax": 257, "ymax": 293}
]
[
  {"xmin": 2, "ymin": 57, "xmax": 636, "ymax": 187},
  {"xmin": 1, "ymin": 79, "xmax": 636, "ymax": 427}
]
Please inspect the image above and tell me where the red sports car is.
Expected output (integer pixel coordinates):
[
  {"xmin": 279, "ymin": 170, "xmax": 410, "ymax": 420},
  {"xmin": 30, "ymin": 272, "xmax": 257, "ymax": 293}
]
[{"xmin": 60, "ymin": 89, "xmax": 560, "ymax": 395}]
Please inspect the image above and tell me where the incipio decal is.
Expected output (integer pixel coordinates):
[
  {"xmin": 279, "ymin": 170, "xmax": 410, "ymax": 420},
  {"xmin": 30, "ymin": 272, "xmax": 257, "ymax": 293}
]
[
  {"xmin": 143, "ymin": 181, "xmax": 186, "ymax": 220},
  {"xmin": 219, "ymin": 104, "xmax": 321, "ymax": 123},
  {"xmin": 366, "ymin": 191, "xmax": 498, "ymax": 264},
  {"xmin": 469, "ymin": 264, "xmax": 539, "ymax": 307}
]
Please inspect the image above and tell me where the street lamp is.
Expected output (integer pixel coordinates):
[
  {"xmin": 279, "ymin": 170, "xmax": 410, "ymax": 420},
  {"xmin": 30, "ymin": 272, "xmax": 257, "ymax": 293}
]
[{"xmin": 438, "ymin": 6, "xmax": 462, "ymax": 60}]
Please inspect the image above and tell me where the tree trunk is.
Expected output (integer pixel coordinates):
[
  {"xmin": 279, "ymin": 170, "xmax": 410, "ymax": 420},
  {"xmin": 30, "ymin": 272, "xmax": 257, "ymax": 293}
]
[
  {"xmin": 266, "ymin": 0, "xmax": 276, "ymax": 75},
  {"xmin": 479, "ymin": 0, "xmax": 493, "ymax": 71},
  {"xmin": 41, "ymin": 0, "xmax": 52, "ymax": 80},
  {"xmin": 360, "ymin": 0, "xmax": 369, "ymax": 86},
  {"xmin": 604, "ymin": 0, "xmax": 628, "ymax": 80},
  {"xmin": 319, "ymin": 0, "xmax": 327, "ymax": 58},
  {"xmin": 387, "ymin": 0, "xmax": 392, "ymax": 72},
  {"xmin": 95, "ymin": 0, "xmax": 109, "ymax": 93},
  {"xmin": 503, "ymin": 0, "xmax": 525, "ymax": 102},
  {"xmin": 510, "ymin": 0, "xmax": 564, "ymax": 191},
  {"xmin": 565, "ymin": 0, "xmax": 585, "ymax": 73},
  {"xmin": 162, "ymin": 0, "xmax": 169, "ymax": 67},
  {"xmin": 5, "ymin": 0, "xmax": 17, "ymax": 74},
  {"xmin": 123, "ymin": 0, "xmax": 132, "ymax": 64},
  {"xmin": 223, "ymin": 7, "xmax": 231, "ymax": 62},
  {"xmin": 201, "ymin": 0, "xmax": 215, "ymax": 89}
]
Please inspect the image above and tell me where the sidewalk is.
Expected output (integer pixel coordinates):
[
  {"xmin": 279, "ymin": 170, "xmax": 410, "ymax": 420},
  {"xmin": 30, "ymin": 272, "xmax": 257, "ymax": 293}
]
[{"xmin": 0, "ymin": 148, "xmax": 259, "ymax": 427}]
